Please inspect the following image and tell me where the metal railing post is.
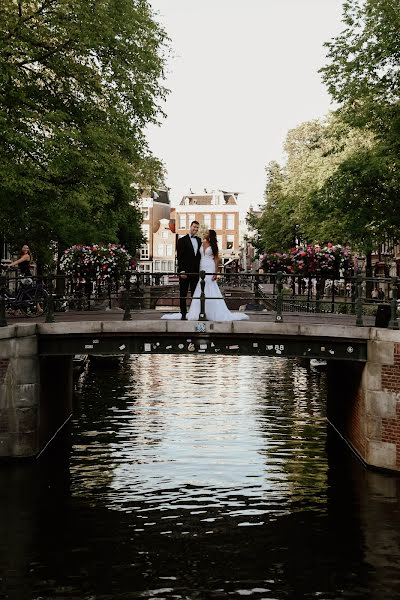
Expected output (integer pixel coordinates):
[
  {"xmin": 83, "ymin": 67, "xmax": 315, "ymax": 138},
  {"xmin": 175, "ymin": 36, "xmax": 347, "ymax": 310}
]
[
  {"xmin": 123, "ymin": 270, "xmax": 132, "ymax": 321},
  {"xmin": 198, "ymin": 270, "xmax": 207, "ymax": 321},
  {"xmin": 355, "ymin": 272, "xmax": 364, "ymax": 327},
  {"xmin": 275, "ymin": 271, "xmax": 283, "ymax": 322},
  {"xmin": 45, "ymin": 273, "xmax": 55, "ymax": 323},
  {"xmin": 254, "ymin": 273, "xmax": 260, "ymax": 305},
  {"xmin": 389, "ymin": 277, "xmax": 399, "ymax": 330}
]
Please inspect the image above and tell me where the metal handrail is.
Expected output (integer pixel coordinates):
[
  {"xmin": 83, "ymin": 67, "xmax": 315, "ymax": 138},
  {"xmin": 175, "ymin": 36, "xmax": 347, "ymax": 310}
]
[{"xmin": 1, "ymin": 268, "xmax": 398, "ymax": 328}]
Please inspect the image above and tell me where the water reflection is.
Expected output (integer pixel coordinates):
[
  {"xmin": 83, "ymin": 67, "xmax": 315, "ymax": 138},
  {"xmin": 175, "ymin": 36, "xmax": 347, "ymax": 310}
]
[{"xmin": 0, "ymin": 355, "xmax": 399, "ymax": 600}]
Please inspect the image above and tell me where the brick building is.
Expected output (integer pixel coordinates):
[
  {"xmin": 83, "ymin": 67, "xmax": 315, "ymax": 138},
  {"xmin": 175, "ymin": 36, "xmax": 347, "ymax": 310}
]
[
  {"xmin": 152, "ymin": 218, "xmax": 176, "ymax": 274},
  {"xmin": 137, "ymin": 188, "xmax": 171, "ymax": 273},
  {"xmin": 175, "ymin": 190, "xmax": 241, "ymax": 270}
]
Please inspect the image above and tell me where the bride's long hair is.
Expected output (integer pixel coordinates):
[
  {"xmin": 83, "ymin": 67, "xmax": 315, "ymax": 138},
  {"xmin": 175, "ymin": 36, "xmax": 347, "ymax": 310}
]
[{"xmin": 208, "ymin": 229, "xmax": 218, "ymax": 257}]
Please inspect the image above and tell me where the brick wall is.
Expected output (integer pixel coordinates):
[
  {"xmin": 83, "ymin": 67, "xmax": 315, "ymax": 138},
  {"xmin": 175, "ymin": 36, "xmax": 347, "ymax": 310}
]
[
  {"xmin": 381, "ymin": 343, "xmax": 400, "ymax": 467},
  {"xmin": 0, "ymin": 358, "xmax": 9, "ymax": 384},
  {"xmin": 348, "ymin": 387, "xmax": 366, "ymax": 459}
]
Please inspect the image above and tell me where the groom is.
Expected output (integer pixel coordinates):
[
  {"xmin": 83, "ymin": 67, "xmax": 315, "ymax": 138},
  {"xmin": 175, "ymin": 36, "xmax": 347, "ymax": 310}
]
[{"xmin": 177, "ymin": 220, "xmax": 201, "ymax": 320}]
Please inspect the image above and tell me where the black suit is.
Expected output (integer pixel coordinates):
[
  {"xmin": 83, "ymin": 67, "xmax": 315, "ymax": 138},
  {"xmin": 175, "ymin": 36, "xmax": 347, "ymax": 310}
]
[{"xmin": 177, "ymin": 234, "xmax": 201, "ymax": 316}]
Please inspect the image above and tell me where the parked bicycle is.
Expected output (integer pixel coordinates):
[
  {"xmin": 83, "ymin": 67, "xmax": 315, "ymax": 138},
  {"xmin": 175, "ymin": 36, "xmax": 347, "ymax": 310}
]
[{"xmin": 0, "ymin": 267, "xmax": 49, "ymax": 317}]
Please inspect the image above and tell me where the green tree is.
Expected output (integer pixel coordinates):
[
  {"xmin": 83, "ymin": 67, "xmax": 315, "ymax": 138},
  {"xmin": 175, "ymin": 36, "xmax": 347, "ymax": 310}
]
[
  {"xmin": 319, "ymin": 0, "xmax": 400, "ymax": 255},
  {"xmin": 247, "ymin": 161, "xmax": 295, "ymax": 254},
  {"xmin": 252, "ymin": 115, "xmax": 374, "ymax": 253},
  {"xmin": 0, "ymin": 0, "xmax": 169, "ymax": 264},
  {"xmin": 320, "ymin": 0, "xmax": 400, "ymax": 142}
]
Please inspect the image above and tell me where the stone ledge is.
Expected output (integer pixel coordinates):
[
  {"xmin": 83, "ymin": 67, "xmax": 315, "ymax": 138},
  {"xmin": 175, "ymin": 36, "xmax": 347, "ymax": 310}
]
[
  {"xmin": 373, "ymin": 329, "xmax": 400, "ymax": 343},
  {"xmin": 368, "ymin": 340, "xmax": 395, "ymax": 366},
  {"xmin": 6, "ymin": 358, "xmax": 40, "ymax": 385},
  {"xmin": 363, "ymin": 362, "xmax": 383, "ymax": 392},
  {"xmin": 366, "ymin": 440, "xmax": 397, "ymax": 470},
  {"xmin": 102, "ymin": 320, "xmax": 168, "ymax": 333},
  {"xmin": 13, "ymin": 383, "xmax": 39, "ymax": 408},
  {"xmin": 37, "ymin": 321, "xmax": 103, "ymax": 335},
  {"xmin": 366, "ymin": 415, "xmax": 382, "ymax": 440},
  {"xmin": 366, "ymin": 390, "xmax": 398, "ymax": 419}
]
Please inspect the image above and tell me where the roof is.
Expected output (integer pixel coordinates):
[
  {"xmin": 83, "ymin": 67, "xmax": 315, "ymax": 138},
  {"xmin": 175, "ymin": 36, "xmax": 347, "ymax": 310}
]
[
  {"xmin": 140, "ymin": 188, "xmax": 170, "ymax": 204},
  {"xmin": 179, "ymin": 190, "xmax": 239, "ymax": 206}
]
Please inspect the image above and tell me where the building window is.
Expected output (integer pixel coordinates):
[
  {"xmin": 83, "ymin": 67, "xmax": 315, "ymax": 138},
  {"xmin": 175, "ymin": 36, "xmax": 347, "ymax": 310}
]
[
  {"xmin": 226, "ymin": 214, "xmax": 235, "ymax": 230},
  {"xmin": 141, "ymin": 207, "xmax": 149, "ymax": 220},
  {"xmin": 203, "ymin": 214, "xmax": 211, "ymax": 228},
  {"xmin": 215, "ymin": 214, "xmax": 223, "ymax": 230},
  {"xmin": 166, "ymin": 244, "xmax": 173, "ymax": 256},
  {"xmin": 162, "ymin": 230, "xmax": 169, "ymax": 239},
  {"xmin": 226, "ymin": 235, "xmax": 234, "ymax": 250},
  {"xmin": 161, "ymin": 260, "xmax": 168, "ymax": 271},
  {"xmin": 141, "ymin": 224, "xmax": 150, "ymax": 241},
  {"xmin": 179, "ymin": 214, "xmax": 186, "ymax": 229},
  {"xmin": 188, "ymin": 213, "xmax": 196, "ymax": 225},
  {"xmin": 140, "ymin": 244, "xmax": 149, "ymax": 259},
  {"xmin": 154, "ymin": 260, "xmax": 161, "ymax": 271},
  {"xmin": 157, "ymin": 244, "xmax": 164, "ymax": 256},
  {"xmin": 168, "ymin": 261, "xmax": 174, "ymax": 271}
]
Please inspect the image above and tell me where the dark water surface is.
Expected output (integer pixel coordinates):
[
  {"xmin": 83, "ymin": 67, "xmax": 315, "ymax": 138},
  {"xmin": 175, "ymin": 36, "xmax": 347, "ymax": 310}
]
[{"xmin": 1, "ymin": 355, "xmax": 400, "ymax": 600}]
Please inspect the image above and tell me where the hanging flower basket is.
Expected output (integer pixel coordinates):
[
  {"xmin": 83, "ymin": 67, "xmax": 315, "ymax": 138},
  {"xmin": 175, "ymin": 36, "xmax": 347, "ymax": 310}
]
[
  {"xmin": 60, "ymin": 243, "xmax": 131, "ymax": 281},
  {"xmin": 261, "ymin": 252, "xmax": 291, "ymax": 273},
  {"xmin": 262, "ymin": 244, "xmax": 353, "ymax": 277}
]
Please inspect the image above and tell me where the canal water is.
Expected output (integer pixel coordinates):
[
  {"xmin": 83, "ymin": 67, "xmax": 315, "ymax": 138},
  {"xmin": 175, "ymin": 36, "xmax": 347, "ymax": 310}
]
[{"xmin": 1, "ymin": 355, "xmax": 400, "ymax": 600}]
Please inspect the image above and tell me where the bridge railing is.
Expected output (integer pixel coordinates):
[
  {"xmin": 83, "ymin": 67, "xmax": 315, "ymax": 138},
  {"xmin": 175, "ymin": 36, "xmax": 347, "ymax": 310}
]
[{"xmin": 0, "ymin": 268, "xmax": 399, "ymax": 329}]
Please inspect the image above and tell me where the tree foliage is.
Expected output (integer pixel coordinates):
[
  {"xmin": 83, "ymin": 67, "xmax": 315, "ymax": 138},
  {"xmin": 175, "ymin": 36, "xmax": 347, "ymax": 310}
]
[
  {"xmin": 0, "ymin": 0, "xmax": 169, "ymax": 263},
  {"xmin": 250, "ymin": 115, "xmax": 375, "ymax": 253},
  {"xmin": 317, "ymin": 0, "xmax": 400, "ymax": 252},
  {"xmin": 253, "ymin": 0, "xmax": 399, "ymax": 256},
  {"xmin": 320, "ymin": 0, "xmax": 400, "ymax": 142}
]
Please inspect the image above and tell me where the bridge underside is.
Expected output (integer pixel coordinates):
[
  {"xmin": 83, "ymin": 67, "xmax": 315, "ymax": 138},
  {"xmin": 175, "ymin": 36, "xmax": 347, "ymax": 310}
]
[{"xmin": 39, "ymin": 333, "xmax": 367, "ymax": 361}]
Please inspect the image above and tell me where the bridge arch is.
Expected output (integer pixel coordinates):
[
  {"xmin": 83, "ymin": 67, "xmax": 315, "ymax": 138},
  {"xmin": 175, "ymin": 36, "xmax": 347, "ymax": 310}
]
[{"xmin": 0, "ymin": 321, "xmax": 399, "ymax": 472}]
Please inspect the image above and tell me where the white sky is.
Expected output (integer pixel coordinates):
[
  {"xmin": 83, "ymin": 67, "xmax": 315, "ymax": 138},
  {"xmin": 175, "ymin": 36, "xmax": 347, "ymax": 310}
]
[{"xmin": 147, "ymin": 0, "xmax": 345, "ymax": 214}]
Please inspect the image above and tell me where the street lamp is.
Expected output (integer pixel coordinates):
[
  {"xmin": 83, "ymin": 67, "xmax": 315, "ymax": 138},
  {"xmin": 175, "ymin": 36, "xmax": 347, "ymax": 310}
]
[{"xmin": 355, "ymin": 255, "xmax": 365, "ymax": 274}]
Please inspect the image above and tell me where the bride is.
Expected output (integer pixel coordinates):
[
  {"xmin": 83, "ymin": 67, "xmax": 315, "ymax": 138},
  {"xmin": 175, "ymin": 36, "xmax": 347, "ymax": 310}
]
[{"xmin": 162, "ymin": 229, "xmax": 249, "ymax": 321}]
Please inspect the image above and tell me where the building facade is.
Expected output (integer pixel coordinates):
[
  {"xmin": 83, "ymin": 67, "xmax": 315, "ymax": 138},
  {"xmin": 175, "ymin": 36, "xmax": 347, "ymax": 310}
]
[
  {"xmin": 152, "ymin": 218, "xmax": 176, "ymax": 275},
  {"xmin": 137, "ymin": 189, "xmax": 170, "ymax": 273},
  {"xmin": 175, "ymin": 190, "xmax": 241, "ymax": 270}
]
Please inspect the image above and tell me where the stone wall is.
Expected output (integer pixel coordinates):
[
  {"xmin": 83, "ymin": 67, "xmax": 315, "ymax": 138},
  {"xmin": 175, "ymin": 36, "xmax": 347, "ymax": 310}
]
[
  {"xmin": 0, "ymin": 326, "xmax": 40, "ymax": 457},
  {"xmin": 328, "ymin": 331, "xmax": 400, "ymax": 473},
  {"xmin": 0, "ymin": 325, "xmax": 73, "ymax": 458}
]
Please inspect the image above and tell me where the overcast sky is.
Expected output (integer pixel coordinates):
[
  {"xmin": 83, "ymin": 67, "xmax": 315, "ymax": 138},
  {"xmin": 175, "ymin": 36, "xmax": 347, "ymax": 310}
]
[{"xmin": 147, "ymin": 0, "xmax": 345, "ymax": 213}]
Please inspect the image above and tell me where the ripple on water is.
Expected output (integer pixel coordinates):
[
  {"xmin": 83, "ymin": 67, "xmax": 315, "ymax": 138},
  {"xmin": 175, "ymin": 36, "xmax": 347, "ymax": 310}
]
[
  {"xmin": 71, "ymin": 355, "xmax": 329, "ymax": 524},
  {"xmin": 2, "ymin": 354, "xmax": 395, "ymax": 600}
]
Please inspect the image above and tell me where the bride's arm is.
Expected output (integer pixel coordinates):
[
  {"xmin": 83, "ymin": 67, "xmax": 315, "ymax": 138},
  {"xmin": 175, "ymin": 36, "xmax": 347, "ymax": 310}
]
[{"xmin": 212, "ymin": 253, "xmax": 219, "ymax": 280}]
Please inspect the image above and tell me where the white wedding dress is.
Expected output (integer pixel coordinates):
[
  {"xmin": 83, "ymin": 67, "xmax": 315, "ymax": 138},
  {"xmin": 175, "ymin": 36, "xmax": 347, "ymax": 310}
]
[{"xmin": 161, "ymin": 245, "xmax": 249, "ymax": 321}]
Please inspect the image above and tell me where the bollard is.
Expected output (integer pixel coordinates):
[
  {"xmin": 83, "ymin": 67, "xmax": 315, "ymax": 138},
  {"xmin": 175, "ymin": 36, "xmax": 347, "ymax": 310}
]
[
  {"xmin": 389, "ymin": 277, "xmax": 399, "ymax": 330},
  {"xmin": 0, "ymin": 293, "xmax": 7, "ymax": 327},
  {"xmin": 123, "ymin": 270, "xmax": 132, "ymax": 321},
  {"xmin": 198, "ymin": 270, "xmax": 207, "ymax": 321},
  {"xmin": 355, "ymin": 272, "xmax": 363, "ymax": 327},
  {"xmin": 275, "ymin": 271, "xmax": 283, "ymax": 322},
  {"xmin": 45, "ymin": 273, "xmax": 55, "ymax": 323}
]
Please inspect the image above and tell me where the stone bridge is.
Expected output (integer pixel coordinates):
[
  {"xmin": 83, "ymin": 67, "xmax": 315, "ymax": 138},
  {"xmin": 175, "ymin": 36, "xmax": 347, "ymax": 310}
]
[{"xmin": 1, "ymin": 320, "xmax": 399, "ymax": 472}]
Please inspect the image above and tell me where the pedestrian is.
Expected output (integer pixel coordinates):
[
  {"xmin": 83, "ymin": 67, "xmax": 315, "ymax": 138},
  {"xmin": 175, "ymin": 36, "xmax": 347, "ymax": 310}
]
[{"xmin": 7, "ymin": 244, "xmax": 32, "ymax": 276}]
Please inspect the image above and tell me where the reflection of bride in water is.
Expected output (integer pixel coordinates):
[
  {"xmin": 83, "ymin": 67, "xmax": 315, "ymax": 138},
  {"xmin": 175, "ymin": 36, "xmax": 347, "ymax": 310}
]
[{"xmin": 162, "ymin": 229, "xmax": 249, "ymax": 321}]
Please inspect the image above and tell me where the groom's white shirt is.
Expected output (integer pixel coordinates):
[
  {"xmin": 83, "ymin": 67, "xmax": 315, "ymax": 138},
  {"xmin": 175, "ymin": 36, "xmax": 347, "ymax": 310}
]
[{"xmin": 190, "ymin": 235, "xmax": 198, "ymax": 254}]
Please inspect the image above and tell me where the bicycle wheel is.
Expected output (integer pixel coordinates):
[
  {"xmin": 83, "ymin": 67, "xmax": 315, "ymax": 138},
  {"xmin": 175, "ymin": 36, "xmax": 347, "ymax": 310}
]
[{"xmin": 20, "ymin": 287, "xmax": 49, "ymax": 317}]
